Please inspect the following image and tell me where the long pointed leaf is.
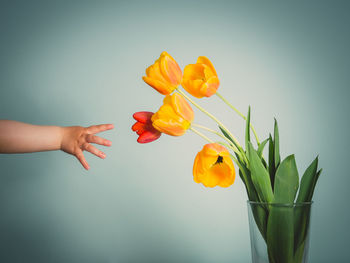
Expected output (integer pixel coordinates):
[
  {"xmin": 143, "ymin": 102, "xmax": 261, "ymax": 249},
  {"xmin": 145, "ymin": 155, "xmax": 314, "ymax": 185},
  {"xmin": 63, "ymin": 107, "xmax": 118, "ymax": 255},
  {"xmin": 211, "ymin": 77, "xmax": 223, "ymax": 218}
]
[
  {"xmin": 296, "ymin": 156, "xmax": 319, "ymax": 203},
  {"xmin": 257, "ymin": 138, "xmax": 268, "ymax": 158},
  {"xmin": 267, "ymin": 205, "xmax": 294, "ymax": 263},
  {"xmin": 235, "ymin": 155, "xmax": 259, "ymax": 202},
  {"xmin": 274, "ymin": 155, "xmax": 299, "ymax": 203},
  {"xmin": 251, "ymin": 203, "xmax": 269, "ymax": 243},
  {"xmin": 245, "ymin": 106, "xmax": 251, "ymax": 152},
  {"xmin": 268, "ymin": 134, "xmax": 276, "ymax": 190},
  {"xmin": 312, "ymin": 168, "xmax": 322, "ymax": 197},
  {"xmin": 218, "ymin": 126, "xmax": 240, "ymax": 150},
  {"xmin": 267, "ymin": 155, "xmax": 299, "ymax": 262},
  {"xmin": 247, "ymin": 142, "xmax": 274, "ymax": 203},
  {"xmin": 294, "ymin": 202, "xmax": 312, "ymax": 259},
  {"xmin": 274, "ymin": 118, "xmax": 280, "ymax": 168}
]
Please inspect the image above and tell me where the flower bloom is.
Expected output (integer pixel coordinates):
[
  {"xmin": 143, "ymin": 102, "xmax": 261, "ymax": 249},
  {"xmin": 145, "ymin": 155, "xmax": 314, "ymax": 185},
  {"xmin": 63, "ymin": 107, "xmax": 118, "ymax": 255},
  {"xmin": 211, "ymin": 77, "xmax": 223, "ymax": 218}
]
[
  {"xmin": 132, "ymin": 111, "xmax": 161, "ymax": 143},
  {"xmin": 143, "ymin": 51, "xmax": 183, "ymax": 95},
  {"xmin": 182, "ymin": 56, "xmax": 220, "ymax": 98},
  {"xmin": 151, "ymin": 93, "xmax": 194, "ymax": 136},
  {"xmin": 193, "ymin": 143, "xmax": 235, "ymax": 188}
]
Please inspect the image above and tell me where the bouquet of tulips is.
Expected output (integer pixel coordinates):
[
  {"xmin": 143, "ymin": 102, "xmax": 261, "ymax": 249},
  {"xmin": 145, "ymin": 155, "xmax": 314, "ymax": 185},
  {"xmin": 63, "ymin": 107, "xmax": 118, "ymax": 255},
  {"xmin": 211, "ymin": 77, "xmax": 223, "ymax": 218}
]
[{"xmin": 132, "ymin": 52, "xmax": 322, "ymax": 262}]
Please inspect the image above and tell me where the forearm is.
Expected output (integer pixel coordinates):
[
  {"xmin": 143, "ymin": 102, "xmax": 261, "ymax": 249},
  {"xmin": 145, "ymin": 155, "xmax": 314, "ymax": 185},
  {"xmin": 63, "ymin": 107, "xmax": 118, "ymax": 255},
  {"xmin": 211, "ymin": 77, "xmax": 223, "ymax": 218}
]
[{"xmin": 0, "ymin": 120, "xmax": 63, "ymax": 153}]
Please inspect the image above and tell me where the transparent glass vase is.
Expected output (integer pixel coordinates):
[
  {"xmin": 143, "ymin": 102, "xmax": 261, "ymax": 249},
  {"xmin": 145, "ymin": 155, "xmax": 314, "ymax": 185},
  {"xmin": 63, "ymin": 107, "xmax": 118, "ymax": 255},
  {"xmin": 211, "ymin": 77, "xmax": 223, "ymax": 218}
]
[{"xmin": 247, "ymin": 201, "xmax": 313, "ymax": 263}]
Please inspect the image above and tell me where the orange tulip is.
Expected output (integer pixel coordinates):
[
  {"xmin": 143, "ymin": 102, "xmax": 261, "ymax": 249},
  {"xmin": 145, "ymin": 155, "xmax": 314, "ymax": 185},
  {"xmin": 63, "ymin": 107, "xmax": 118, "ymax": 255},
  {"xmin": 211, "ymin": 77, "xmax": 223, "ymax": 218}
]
[
  {"xmin": 151, "ymin": 93, "xmax": 194, "ymax": 136},
  {"xmin": 132, "ymin": 112, "xmax": 161, "ymax": 143},
  {"xmin": 193, "ymin": 143, "xmax": 235, "ymax": 188},
  {"xmin": 182, "ymin": 56, "xmax": 220, "ymax": 98},
  {"xmin": 143, "ymin": 51, "xmax": 183, "ymax": 95}
]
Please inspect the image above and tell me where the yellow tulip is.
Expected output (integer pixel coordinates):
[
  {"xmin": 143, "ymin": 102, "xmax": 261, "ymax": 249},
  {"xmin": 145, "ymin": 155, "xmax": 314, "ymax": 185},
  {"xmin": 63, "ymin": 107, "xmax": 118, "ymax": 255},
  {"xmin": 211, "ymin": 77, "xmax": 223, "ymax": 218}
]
[
  {"xmin": 151, "ymin": 93, "xmax": 194, "ymax": 136},
  {"xmin": 182, "ymin": 56, "xmax": 220, "ymax": 98},
  {"xmin": 143, "ymin": 51, "xmax": 183, "ymax": 95},
  {"xmin": 193, "ymin": 143, "xmax": 235, "ymax": 188}
]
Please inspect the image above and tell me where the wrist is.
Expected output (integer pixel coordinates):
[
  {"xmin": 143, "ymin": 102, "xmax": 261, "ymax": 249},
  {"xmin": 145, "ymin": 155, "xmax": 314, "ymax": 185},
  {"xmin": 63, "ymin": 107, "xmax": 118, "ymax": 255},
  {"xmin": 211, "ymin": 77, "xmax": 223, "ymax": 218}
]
[{"xmin": 59, "ymin": 126, "xmax": 69, "ymax": 151}]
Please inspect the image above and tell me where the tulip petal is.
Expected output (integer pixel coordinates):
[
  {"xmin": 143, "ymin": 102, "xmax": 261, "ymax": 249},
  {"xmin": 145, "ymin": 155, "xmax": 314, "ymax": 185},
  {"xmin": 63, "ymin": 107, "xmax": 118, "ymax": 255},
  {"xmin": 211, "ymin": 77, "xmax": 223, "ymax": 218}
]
[
  {"xmin": 143, "ymin": 76, "xmax": 173, "ymax": 95},
  {"xmin": 182, "ymin": 59, "xmax": 219, "ymax": 98},
  {"xmin": 193, "ymin": 143, "xmax": 235, "ymax": 188},
  {"xmin": 146, "ymin": 60, "xmax": 167, "ymax": 83},
  {"xmin": 132, "ymin": 111, "xmax": 162, "ymax": 144},
  {"xmin": 183, "ymin": 64, "xmax": 205, "ymax": 80},
  {"xmin": 182, "ymin": 79, "xmax": 205, "ymax": 98},
  {"xmin": 144, "ymin": 52, "xmax": 182, "ymax": 95},
  {"xmin": 152, "ymin": 118, "xmax": 188, "ymax": 136},
  {"xmin": 160, "ymin": 52, "xmax": 182, "ymax": 86},
  {"xmin": 171, "ymin": 93, "xmax": 194, "ymax": 122},
  {"xmin": 151, "ymin": 93, "xmax": 193, "ymax": 137},
  {"xmin": 132, "ymin": 122, "xmax": 145, "ymax": 134},
  {"xmin": 197, "ymin": 56, "xmax": 218, "ymax": 76},
  {"xmin": 133, "ymin": 112, "xmax": 154, "ymax": 123},
  {"xmin": 137, "ymin": 130, "xmax": 161, "ymax": 143},
  {"xmin": 200, "ymin": 76, "xmax": 220, "ymax": 98}
]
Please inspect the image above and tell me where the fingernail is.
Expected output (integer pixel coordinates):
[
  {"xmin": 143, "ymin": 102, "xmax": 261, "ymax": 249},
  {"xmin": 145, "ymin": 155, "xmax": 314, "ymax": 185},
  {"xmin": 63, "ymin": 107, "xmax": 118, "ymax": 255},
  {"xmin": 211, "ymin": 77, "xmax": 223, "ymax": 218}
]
[{"xmin": 101, "ymin": 153, "xmax": 106, "ymax": 158}]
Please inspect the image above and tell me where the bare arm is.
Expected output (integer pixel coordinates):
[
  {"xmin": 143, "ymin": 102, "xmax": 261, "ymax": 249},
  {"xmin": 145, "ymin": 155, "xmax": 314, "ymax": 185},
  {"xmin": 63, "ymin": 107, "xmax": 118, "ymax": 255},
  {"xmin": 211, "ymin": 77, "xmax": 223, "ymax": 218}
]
[{"xmin": 0, "ymin": 120, "xmax": 114, "ymax": 170}]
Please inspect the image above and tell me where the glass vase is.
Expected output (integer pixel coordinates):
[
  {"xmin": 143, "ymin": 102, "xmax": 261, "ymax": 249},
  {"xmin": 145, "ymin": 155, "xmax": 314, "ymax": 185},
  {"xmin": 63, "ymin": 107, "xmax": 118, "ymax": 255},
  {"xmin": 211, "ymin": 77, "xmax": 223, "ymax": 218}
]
[{"xmin": 247, "ymin": 201, "xmax": 313, "ymax": 263}]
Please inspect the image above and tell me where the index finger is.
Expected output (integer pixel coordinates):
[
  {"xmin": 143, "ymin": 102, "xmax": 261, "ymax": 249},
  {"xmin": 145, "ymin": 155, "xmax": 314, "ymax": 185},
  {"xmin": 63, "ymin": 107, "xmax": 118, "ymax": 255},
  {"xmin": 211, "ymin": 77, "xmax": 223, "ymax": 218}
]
[{"xmin": 87, "ymin": 124, "xmax": 114, "ymax": 134}]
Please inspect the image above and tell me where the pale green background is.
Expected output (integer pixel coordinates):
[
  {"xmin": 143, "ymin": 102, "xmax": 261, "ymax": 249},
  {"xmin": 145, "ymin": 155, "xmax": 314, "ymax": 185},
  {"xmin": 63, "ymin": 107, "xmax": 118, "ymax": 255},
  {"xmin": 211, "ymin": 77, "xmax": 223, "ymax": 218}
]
[{"xmin": 0, "ymin": 1, "xmax": 349, "ymax": 262}]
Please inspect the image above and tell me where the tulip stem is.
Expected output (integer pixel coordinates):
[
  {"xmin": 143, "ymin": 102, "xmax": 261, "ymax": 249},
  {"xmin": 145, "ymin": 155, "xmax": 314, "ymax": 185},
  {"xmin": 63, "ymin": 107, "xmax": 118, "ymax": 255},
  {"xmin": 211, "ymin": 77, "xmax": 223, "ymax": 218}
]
[
  {"xmin": 192, "ymin": 123, "xmax": 241, "ymax": 156},
  {"xmin": 189, "ymin": 127, "xmax": 214, "ymax": 143},
  {"xmin": 215, "ymin": 91, "xmax": 260, "ymax": 145},
  {"xmin": 176, "ymin": 88, "xmax": 243, "ymax": 152}
]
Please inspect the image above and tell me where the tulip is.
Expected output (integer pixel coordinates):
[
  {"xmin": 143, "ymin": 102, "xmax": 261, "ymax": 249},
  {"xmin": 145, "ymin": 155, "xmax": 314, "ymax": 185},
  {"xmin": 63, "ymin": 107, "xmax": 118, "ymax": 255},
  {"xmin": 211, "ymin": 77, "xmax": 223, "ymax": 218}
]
[
  {"xmin": 132, "ymin": 111, "xmax": 161, "ymax": 143},
  {"xmin": 193, "ymin": 143, "xmax": 235, "ymax": 187},
  {"xmin": 143, "ymin": 51, "xmax": 183, "ymax": 95},
  {"xmin": 151, "ymin": 93, "xmax": 194, "ymax": 136},
  {"xmin": 182, "ymin": 56, "xmax": 220, "ymax": 98}
]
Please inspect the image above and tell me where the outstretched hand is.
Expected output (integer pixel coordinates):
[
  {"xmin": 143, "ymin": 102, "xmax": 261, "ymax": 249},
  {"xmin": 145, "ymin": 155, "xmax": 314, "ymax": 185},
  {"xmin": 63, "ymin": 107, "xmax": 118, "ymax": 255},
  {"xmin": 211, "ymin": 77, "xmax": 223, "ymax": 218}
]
[{"xmin": 60, "ymin": 124, "xmax": 114, "ymax": 170}]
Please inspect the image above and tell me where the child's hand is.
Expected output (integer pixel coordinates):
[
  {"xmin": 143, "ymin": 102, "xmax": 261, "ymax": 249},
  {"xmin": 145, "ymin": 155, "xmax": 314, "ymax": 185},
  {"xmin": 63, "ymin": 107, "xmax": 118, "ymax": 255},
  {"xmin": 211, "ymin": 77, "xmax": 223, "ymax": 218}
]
[{"xmin": 60, "ymin": 124, "xmax": 114, "ymax": 170}]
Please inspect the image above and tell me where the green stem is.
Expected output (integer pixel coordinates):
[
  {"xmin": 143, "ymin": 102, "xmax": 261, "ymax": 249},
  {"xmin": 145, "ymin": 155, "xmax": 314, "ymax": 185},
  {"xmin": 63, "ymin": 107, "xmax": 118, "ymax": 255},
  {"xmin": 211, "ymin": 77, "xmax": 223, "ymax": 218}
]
[
  {"xmin": 216, "ymin": 91, "xmax": 260, "ymax": 145},
  {"xmin": 192, "ymin": 123, "xmax": 241, "ymax": 156},
  {"xmin": 189, "ymin": 127, "xmax": 214, "ymax": 143},
  {"xmin": 176, "ymin": 88, "xmax": 243, "ymax": 150}
]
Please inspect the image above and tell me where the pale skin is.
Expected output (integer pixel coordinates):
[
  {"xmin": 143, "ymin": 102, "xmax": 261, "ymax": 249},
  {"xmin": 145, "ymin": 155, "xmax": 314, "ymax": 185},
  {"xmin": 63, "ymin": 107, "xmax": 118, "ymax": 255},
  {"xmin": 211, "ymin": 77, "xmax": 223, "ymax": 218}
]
[{"xmin": 0, "ymin": 120, "xmax": 114, "ymax": 170}]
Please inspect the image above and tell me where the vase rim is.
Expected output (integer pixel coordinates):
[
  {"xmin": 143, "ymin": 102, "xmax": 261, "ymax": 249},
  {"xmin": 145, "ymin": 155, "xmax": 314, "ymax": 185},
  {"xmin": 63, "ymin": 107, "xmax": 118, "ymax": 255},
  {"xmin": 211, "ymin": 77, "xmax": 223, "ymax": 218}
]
[{"xmin": 247, "ymin": 200, "xmax": 313, "ymax": 207}]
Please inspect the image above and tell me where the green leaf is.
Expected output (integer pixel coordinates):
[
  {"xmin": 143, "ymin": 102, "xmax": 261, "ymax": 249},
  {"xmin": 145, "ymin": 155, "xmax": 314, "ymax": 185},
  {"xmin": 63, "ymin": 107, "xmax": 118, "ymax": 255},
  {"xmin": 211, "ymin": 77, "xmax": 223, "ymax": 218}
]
[
  {"xmin": 268, "ymin": 134, "xmax": 276, "ymax": 190},
  {"xmin": 296, "ymin": 157, "xmax": 319, "ymax": 203},
  {"xmin": 251, "ymin": 203, "xmax": 269, "ymax": 243},
  {"xmin": 257, "ymin": 138, "xmax": 268, "ymax": 159},
  {"xmin": 267, "ymin": 205, "xmax": 294, "ymax": 263},
  {"xmin": 293, "ymin": 203, "xmax": 312, "ymax": 259},
  {"xmin": 245, "ymin": 106, "xmax": 251, "ymax": 152},
  {"xmin": 316, "ymin": 168, "xmax": 322, "ymax": 181},
  {"xmin": 274, "ymin": 118, "xmax": 280, "ymax": 168},
  {"xmin": 235, "ymin": 155, "xmax": 259, "ymax": 202},
  {"xmin": 294, "ymin": 158, "xmax": 321, "ymax": 259},
  {"xmin": 218, "ymin": 126, "xmax": 240, "ymax": 150},
  {"xmin": 312, "ymin": 168, "xmax": 322, "ymax": 196},
  {"xmin": 274, "ymin": 155, "xmax": 299, "ymax": 203},
  {"xmin": 247, "ymin": 142, "xmax": 274, "ymax": 203}
]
